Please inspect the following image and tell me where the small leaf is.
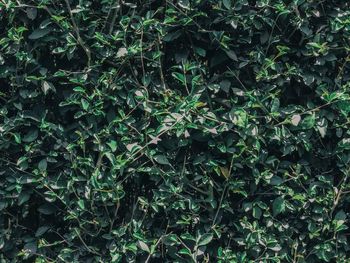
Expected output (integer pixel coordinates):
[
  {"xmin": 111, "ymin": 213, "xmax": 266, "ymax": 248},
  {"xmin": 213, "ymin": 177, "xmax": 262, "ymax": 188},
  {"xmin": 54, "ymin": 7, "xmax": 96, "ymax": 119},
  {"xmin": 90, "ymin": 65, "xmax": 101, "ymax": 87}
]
[
  {"xmin": 232, "ymin": 88, "xmax": 244, "ymax": 96},
  {"xmin": 172, "ymin": 72, "xmax": 185, "ymax": 84},
  {"xmin": 301, "ymin": 115, "xmax": 315, "ymax": 129},
  {"xmin": 219, "ymin": 166, "xmax": 230, "ymax": 179},
  {"xmin": 291, "ymin": 114, "xmax": 301, "ymax": 126},
  {"xmin": 318, "ymin": 125, "xmax": 327, "ymax": 138},
  {"xmin": 207, "ymin": 127, "xmax": 218, "ymax": 134},
  {"xmin": 317, "ymin": 118, "xmax": 328, "ymax": 138},
  {"xmin": 13, "ymin": 133, "xmax": 21, "ymax": 143},
  {"xmin": 163, "ymin": 30, "xmax": 182, "ymax": 42},
  {"xmin": 197, "ymin": 233, "xmax": 213, "ymax": 247},
  {"xmin": 35, "ymin": 226, "xmax": 50, "ymax": 237},
  {"xmin": 23, "ymin": 129, "xmax": 38, "ymax": 143},
  {"xmin": 179, "ymin": 248, "xmax": 192, "ymax": 255},
  {"xmin": 28, "ymin": 28, "xmax": 51, "ymax": 39},
  {"xmin": 178, "ymin": 0, "xmax": 190, "ymax": 9},
  {"xmin": 73, "ymin": 86, "xmax": 86, "ymax": 93},
  {"xmin": 222, "ymin": 0, "xmax": 231, "ymax": 9},
  {"xmin": 41, "ymin": 81, "xmax": 56, "ymax": 95},
  {"xmin": 154, "ymin": 155, "xmax": 170, "ymax": 165},
  {"xmin": 26, "ymin": 8, "xmax": 37, "ymax": 20},
  {"xmin": 38, "ymin": 159, "xmax": 47, "ymax": 172},
  {"xmin": 18, "ymin": 191, "xmax": 31, "ymax": 205},
  {"xmin": 194, "ymin": 46, "xmax": 206, "ymax": 57},
  {"xmin": 252, "ymin": 206, "xmax": 262, "ymax": 219},
  {"xmin": 137, "ymin": 240, "xmax": 150, "ymax": 253},
  {"xmin": 77, "ymin": 200, "xmax": 85, "ymax": 209},
  {"xmin": 117, "ymin": 47, "xmax": 128, "ymax": 58},
  {"xmin": 107, "ymin": 140, "xmax": 117, "ymax": 152},
  {"xmin": 126, "ymin": 143, "xmax": 140, "ymax": 152},
  {"xmin": 271, "ymin": 98, "xmax": 280, "ymax": 113},
  {"xmin": 149, "ymin": 135, "xmax": 161, "ymax": 145},
  {"xmin": 38, "ymin": 203, "xmax": 56, "ymax": 215},
  {"xmin": 272, "ymin": 196, "xmax": 285, "ymax": 216},
  {"xmin": 334, "ymin": 210, "xmax": 346, "ymax": 221},
  {"xmin": 269, "ymin": 244, "xmax": 282, "ymax": 252},
  {"xmin": 260, "ymin": 31, "xmax": 269, "ymax": 44},
  {"xmin": 81, "ymin": 98, "xmax": 89, "ymax": 110},
  {"xmin": 23, "ymin": 242, "xmax": 37, "ymax": 254},
  {"xmin": 225, "ymin": 50, "xmax": 238, "ymax": 61}
]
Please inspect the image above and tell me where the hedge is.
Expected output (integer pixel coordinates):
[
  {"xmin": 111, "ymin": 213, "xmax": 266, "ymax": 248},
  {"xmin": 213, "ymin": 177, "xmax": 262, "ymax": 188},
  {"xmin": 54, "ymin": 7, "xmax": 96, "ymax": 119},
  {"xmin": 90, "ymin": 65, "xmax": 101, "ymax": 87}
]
[{"xmin": 1, "ymin": 0, "xmax": 350, "ymax": 262}]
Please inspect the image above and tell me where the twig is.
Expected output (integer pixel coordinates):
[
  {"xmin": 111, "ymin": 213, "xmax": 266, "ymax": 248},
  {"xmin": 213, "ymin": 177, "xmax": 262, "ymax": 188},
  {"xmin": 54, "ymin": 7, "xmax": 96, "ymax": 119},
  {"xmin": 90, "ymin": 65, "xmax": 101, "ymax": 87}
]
[
  {"xmin": 157, "ymin": 33, "xmax": 166, "ymax": 90},
  {"xmin": 109, "ymin": 0, "xmax": 121, "ymax": 35},
  {"xmin": 109, "ymin": 200, "xmax": 120, "ymax": 233},
  {"xmin": 227, "ymin": 67, "xmax": 279, "ymax": 123},
  {"xmin": 330, "ymin": 174, "xmax": 349, "ymax": 217},
  {"xmin": 145, "ymin": 236, "xmax": 164, "ymax": 263},
  {"xmin": 211, "ymin": 155, "xmax": 234, "ymax": 228},
  {"xmin": 140, "ymin": 26, "xmax": 146, "ymax": 82},
  {"xmin": 74, "ymin": 228, "xmax": 101, "ymax": 255},
  {"xmin": 64, "ymin": 0, "xmax": 91, "ymax": 67}
]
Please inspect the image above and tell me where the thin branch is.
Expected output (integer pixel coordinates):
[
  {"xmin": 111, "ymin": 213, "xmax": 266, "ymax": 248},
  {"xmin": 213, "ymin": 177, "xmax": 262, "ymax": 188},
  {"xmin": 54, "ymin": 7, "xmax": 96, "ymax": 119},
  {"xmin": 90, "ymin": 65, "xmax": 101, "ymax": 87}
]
[{"xmin": 64, "ymin": 0, "xmax": 91, "ymax": 67}]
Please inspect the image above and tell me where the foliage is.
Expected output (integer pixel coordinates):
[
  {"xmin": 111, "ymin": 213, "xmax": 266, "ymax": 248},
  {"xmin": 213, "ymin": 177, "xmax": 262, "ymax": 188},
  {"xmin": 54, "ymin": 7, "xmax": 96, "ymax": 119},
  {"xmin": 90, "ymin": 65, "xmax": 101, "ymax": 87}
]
[{"xmin": 1, "ymin": 0, "xmax": 350, "ymax": 262}]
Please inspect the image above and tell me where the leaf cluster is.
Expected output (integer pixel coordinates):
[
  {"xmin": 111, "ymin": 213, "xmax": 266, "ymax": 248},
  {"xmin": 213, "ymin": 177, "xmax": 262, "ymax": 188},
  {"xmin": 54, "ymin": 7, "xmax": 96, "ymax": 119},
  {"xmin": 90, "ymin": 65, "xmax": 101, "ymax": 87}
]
[{"xmin": 1, "ymin": 0, "xmax": 350, "ymax": 262}]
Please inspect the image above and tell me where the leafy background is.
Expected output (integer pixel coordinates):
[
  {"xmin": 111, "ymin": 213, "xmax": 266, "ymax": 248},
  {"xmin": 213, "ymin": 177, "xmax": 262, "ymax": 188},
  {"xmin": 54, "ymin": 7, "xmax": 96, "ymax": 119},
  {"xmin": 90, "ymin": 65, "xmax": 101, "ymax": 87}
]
[{"xmin": 1, "ymin": 0, "xmax": 350, "ymax": 262}]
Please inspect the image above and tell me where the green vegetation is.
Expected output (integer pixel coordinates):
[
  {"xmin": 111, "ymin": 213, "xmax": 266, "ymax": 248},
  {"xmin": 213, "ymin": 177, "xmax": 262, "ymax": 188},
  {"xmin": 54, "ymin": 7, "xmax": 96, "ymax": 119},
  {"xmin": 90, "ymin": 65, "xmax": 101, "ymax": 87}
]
[{"xmin": 1, "ymin": 0, "xmax": 350, "ymax": 262}]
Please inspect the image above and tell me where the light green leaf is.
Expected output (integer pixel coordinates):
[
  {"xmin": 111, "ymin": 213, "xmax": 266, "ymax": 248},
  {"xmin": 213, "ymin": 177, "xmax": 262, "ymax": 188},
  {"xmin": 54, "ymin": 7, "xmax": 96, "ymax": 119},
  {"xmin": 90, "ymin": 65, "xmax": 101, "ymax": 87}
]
[
  {"xmin": 301, "ymin": 115, "xmax": 315, "ymax": 129},
  {"xmin": 154, "ymin": 155, "xmax": 170, "ymax": 165},
  {"xmin": 197, "ymin": 233, "xmax": 213, "ymax": 247}
]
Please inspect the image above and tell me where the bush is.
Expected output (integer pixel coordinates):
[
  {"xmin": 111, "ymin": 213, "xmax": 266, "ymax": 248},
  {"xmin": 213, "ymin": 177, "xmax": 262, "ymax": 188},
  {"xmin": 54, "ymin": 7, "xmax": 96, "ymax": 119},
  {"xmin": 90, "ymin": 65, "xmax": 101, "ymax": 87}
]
[{"xmin": 1, "ymin": 0, "xmax": 350, "ymax": 262}]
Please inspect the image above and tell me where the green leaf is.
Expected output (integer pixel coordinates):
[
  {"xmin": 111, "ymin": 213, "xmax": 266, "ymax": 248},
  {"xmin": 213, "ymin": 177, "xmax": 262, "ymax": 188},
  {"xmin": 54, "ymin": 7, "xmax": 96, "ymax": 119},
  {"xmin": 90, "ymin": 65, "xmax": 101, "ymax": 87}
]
[
  {"xmin": 13, "ymin": 133, "xmax": 21, "ymax": 143},
  {"xmin": 223, "ymin": 0, "xmax": 231, "ymax": 9},
  {"xmin": 23, "ymin": 129, "xmax": 38, "ymax": 143},
  {"xmin": 252, "ymin": 206, "xmax": 262, "ymax": 219},
  {"xmin": 18, "ymin": 191, "xmax": 31, "ymax": 205},
  {"xmin": 28, "ymin": 28, "xmax": 51, "ymax": 39},
  {"xmin": 107, "ymin": 140, "xmax": 118, "ymax": 152},
  {"xmin": 137, "ymin": 240, "xmax": 150, "ymax": 253},
  {"xmin": 81, "ymin": 98, "xmax": 89, "ymax": 110},
  {"xmin": 272, "ymin": 197, "xmax": 285, "ymax": 216},
  {"xmin": 225, "ymin": 50, "xmax": 238, "ymax": 61},
  {"xmin": 38, "ymin": 159, "xmax": 47, "ymax": 171},
  {"xmin": 300, "ymin": 115, "xmax": 315, "ymax": 129},
  {"xmin": 35, "ymin": 226, "xmax": 50, "ymax": 237},
  {"xmin": 73, "ymin": 86, "xmax": 86, "ymax": 93},
  {"xmin": 38, "ymin": 204, "xmax": 56, "ymax": 215},
  {"xmin": 23, "ymin": 242, "xmax": 37, "ymax": 255},
  {"xmin": 178, "ymin": 248, "xmax": 192, "ymax": 255},
  {"xmin": 178, "ymin": 0, "xmax": 190, "ymax": 9},
  {"xmin": 194, "ymin": 46, "xmax": 206, "ymax": 57},
  {"xmin": 197, "ymin": 233, "xmax": 213, "ymax": 247},
  {"xmin": 163, "ymin": 30, "xmax": 182, "ymax": 42},
  {"xmin": 77, "ymin": 200, "xmax": 85, "ymax": 209},
  {"xmin": 26, "ymin": 8, "xmax": 37, "ymax": 20},
  {"xmin": 42, "ymin": 81, "xmax": 56, "ymax": 95},
  {"xmin": 172, "ymin": 72, "xmax": 185, "ymax": 84},
  {"xmin": 154, "ymin": 155, "xmax": 170, "ymax": 165}
]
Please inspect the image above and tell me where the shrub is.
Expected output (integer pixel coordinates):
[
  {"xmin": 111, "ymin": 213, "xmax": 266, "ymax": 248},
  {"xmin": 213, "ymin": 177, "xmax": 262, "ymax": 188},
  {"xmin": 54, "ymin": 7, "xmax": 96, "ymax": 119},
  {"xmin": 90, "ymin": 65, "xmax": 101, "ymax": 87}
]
[{"xmin": 1, "ymin": 0, "xmax": 350, "ymax": 262}]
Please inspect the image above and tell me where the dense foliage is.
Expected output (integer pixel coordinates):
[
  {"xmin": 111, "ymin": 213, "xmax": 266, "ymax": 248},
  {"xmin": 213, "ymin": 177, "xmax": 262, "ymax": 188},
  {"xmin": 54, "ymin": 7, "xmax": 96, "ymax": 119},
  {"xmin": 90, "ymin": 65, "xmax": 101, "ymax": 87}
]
[{"xmin": 1, "ymin": 0, "xmax": 350, "ymax": 262}]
